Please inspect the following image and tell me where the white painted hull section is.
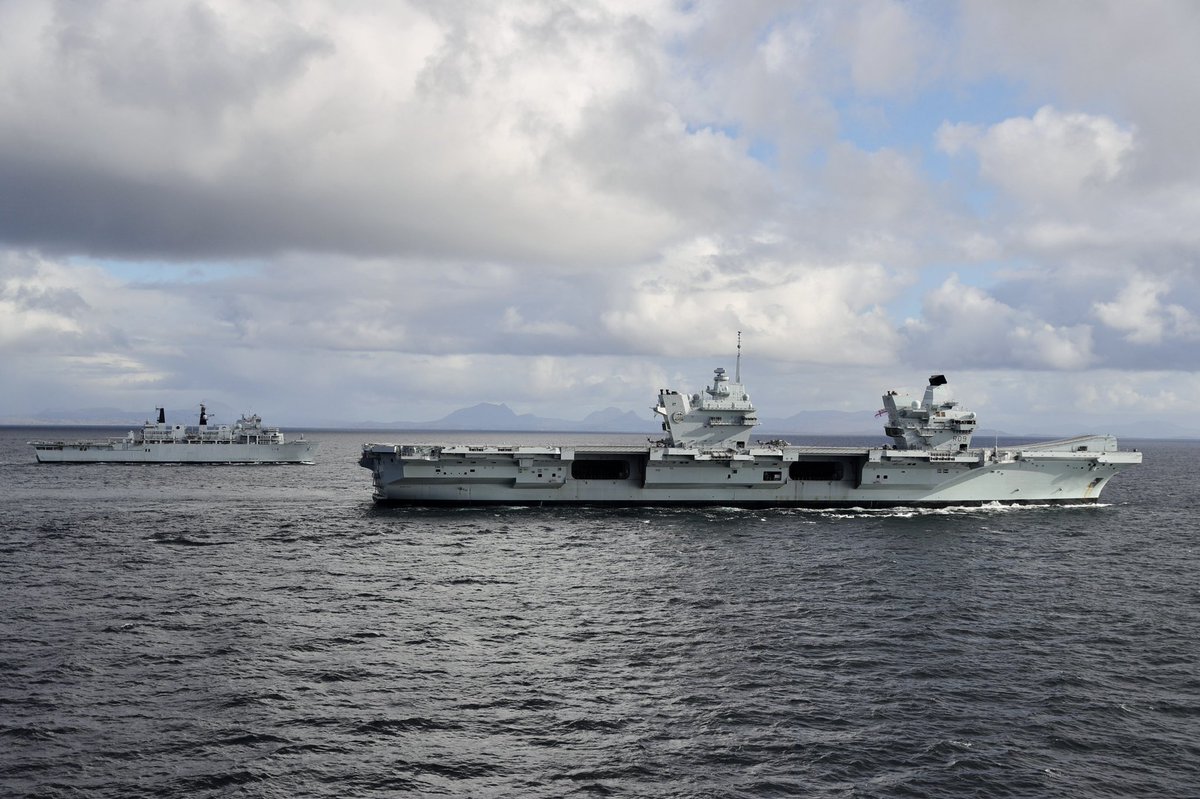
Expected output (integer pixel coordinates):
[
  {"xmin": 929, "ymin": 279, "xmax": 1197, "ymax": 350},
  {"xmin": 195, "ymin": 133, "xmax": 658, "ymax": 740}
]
[
  {"xmin": 33, "ymin": 440, "xmax": 318, "ymax": 464},
  {"xmin": 360, "ymin": 436, "xmax": 1141, "ymax": 507}
]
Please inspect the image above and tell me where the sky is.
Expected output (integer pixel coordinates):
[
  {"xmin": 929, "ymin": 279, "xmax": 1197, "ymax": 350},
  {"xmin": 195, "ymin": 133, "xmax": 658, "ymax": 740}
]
[{"xmin": 2, "ymin": 0, "xmax": 1200, "ymax": 435}]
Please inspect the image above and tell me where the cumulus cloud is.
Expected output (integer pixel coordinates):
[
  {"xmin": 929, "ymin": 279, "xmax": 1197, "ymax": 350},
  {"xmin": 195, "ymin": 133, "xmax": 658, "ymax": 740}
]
[
  {"xmin": 846, "ymin": 0, "xmax": 926, "ymax": 96},
  {"xmin": 602, "ymin": 239, "xmax": 901, "ymax": 365},
  {"xmin": 758, "ymin": 18, "xmax": 815, "ymax": 78},
  {"xmin": 936, "ymin": 106, "xmax": 1135, "ymax": 205},
  {"xmin": 954, "ymin": 2, "xmax": 1200, "ymax": 180},
  {"xmin": 904, "ymin": 275, "xmax": 1095, "ymax": 370},
  {"xmin": 1093, "ymin": 274, "xmax": 1199, "ymax": 344}
]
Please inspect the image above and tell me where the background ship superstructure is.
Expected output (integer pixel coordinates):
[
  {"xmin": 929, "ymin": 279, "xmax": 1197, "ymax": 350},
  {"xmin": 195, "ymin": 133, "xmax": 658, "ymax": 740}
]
[{"xmin": 31, "ymin": 405, "xmax": 318, "ymax": 464}]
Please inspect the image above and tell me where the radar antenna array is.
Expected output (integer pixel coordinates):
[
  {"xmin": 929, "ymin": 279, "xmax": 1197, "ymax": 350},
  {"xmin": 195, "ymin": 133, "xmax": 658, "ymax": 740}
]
[{"xmin": 735, "ymin": 331, "xmax": 742, "ymax": 383}]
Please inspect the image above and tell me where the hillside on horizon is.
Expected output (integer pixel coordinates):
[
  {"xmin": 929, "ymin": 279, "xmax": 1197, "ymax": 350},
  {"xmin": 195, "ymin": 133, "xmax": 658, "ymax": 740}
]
[{"xmin": 6, "ymin": 401, "xmax": 1197, "ymax": 440}]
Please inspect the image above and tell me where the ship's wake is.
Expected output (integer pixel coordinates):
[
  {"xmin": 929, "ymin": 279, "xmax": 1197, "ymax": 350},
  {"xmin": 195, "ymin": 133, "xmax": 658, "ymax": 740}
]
[{"xmin": 785, "ymin": 501, "xmax": 1111, "ymax": 519}]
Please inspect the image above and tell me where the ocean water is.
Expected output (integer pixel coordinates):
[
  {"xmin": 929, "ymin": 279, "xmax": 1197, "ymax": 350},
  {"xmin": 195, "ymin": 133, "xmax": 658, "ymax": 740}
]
[{"xmin": 1, "ymin": 427, "xmax": 1197, "ymax": 798}]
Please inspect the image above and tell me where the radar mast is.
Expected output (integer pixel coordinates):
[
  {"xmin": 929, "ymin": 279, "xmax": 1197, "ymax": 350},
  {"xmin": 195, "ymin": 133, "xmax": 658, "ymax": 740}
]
[{"xmin": 735, "ymin": 330, "xmax": 742, "ymax": 383}]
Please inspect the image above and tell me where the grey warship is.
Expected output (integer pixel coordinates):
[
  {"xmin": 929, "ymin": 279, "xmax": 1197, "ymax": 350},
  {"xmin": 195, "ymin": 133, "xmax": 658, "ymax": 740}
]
[
  {"xmin": 31, "ymin": 405, "xmax": 318, "ymax": 464},
  {"xmin": 359, "ymin": 355, "xmax": 1140, "ymax": 507}
]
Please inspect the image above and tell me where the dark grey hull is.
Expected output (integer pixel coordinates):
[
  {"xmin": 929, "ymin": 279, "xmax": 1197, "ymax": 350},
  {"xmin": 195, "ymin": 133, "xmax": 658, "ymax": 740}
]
[{"xmin": 368, "ymin": 496, "xmax": 1103, "ymax": 509}]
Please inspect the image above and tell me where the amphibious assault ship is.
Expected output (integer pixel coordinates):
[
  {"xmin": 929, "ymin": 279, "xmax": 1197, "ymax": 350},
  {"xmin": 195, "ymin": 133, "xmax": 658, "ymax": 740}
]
[
  {"xmin": 31, "ymin": 405, "xmax": 318, "ymax": 464},
  {"xmin": 359, "ymin": 358, "xmax": 1140, "ymax": 507}
]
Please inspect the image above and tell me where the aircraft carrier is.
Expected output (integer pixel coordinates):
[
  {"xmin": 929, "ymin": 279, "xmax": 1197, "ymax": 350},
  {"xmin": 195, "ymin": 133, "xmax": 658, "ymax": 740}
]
[{"xmin": 359, "ymin": 356, "xmax": 1140, "ymax": 507}]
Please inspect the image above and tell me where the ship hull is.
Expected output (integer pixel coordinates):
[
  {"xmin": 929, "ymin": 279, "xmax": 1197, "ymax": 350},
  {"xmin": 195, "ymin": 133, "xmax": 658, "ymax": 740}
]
[
  {"xmin": 365, "ymin": 497, "xmax": 1102, "ymax": 508},
  {"xmin": 360, "ymin": 437, "xmax": 1140, "ymax": 508},
  {"xmin": 33, "ymin": 441, "xmax": 318, "ymax": 464}
]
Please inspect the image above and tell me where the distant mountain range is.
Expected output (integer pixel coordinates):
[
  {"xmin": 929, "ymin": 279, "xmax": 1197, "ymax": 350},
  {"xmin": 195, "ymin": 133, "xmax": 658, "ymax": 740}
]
[
  {"xmin": 352, "ymin": 403, "xmax": 890, "ymax": 436},
  {"xmin": 5, "ymin": 401, "xmax": 1197, "ymax": 439},
  {"xmin": 5, "ymin": 401, "xmax": 884, "ymax": 435},
  {"xmin": 359, "ymin": 403, "xmax": 659, "ymax": 433}
]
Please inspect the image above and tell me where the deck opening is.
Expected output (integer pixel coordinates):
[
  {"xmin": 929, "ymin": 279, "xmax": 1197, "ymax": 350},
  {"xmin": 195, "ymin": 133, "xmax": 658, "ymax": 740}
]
[
  {"xmin": 789, "ymin": 461, "xmax": 845, "ymax": 481},
  {"xmin": 571, "ymin": 459, "xmax": 631, "ymax": 480}
]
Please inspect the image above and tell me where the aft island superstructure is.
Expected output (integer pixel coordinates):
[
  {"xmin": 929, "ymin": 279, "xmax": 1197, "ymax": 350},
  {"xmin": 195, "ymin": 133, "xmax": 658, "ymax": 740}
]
[
  {"xmin": 359, "ymin": 359, "xmax": 1140, "ymax": 508},
  {"xmin": 31, "ymin": 405, "xmax": 318, "ymax": 464}
]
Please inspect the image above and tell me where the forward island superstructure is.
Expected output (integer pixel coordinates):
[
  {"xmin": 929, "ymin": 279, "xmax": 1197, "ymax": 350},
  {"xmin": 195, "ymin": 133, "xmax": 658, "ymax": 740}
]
[
  {"xmin": 31, "ymin": 405, "xmax": 318, "ymax": 464},
  {"xmin": 359, "ymin": 355, "xmax": 1140, "ymax": 507}
]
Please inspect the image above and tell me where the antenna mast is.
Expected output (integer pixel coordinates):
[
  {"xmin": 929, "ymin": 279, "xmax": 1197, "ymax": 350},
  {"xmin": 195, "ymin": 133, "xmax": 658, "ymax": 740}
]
[{"xmin": 735, "ymin": 331, "xmax": 742, "ymax": 383}]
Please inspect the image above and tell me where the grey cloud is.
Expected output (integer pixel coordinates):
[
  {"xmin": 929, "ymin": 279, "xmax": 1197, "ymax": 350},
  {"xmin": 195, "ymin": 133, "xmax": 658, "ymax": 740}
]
[
  {"xmin": 0, "ymin": 3, "xmax": 705, "ymax": 264},
  {"xmin": 7, "ymin": 282, "xmax": 89, "ymax": 316},
  {"xmin": 0, "ymin": 159, "xmax": 265, "ymax": 260},
  {"xmin": 51, "ymin": 1, "xmax": 332, "ymax": 115}
]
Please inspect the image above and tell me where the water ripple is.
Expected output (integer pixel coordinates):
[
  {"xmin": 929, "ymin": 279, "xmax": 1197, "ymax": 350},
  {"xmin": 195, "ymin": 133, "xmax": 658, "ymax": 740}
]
[{"xmin": 0, "ymin": 432, "xmax": 1197, "ymax": 798}]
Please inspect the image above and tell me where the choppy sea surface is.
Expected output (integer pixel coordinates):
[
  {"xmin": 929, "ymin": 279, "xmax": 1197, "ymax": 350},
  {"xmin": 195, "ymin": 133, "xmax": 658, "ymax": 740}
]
[{"xmin": 1, "ymin": 426, "xmax": 1197, "ymax": 798}]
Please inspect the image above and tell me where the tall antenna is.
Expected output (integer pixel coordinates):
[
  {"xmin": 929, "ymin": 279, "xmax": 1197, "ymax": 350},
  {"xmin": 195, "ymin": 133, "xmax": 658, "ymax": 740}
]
[{"xmin": 735, "ymin": 330, "xmax": 742, "ymax": 383}]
